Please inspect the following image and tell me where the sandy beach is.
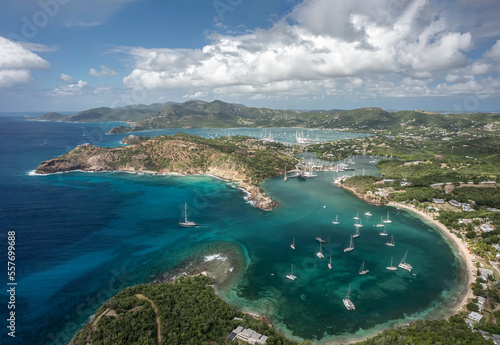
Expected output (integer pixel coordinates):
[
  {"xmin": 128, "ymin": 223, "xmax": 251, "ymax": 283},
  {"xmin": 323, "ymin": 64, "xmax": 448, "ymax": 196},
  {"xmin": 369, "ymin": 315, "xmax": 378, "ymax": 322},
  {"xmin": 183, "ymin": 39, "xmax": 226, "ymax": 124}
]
[{"xmin": 387, "ymin": 202, "xmax": 474, "ymax": 316}]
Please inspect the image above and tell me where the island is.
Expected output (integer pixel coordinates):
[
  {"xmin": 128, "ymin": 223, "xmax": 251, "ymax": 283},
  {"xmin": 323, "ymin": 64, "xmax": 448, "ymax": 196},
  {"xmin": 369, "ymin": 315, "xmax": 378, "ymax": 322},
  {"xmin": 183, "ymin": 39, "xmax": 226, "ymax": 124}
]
[{"xmin": 35, "ymin": 132, "xmax": 299, "ymax": 211}]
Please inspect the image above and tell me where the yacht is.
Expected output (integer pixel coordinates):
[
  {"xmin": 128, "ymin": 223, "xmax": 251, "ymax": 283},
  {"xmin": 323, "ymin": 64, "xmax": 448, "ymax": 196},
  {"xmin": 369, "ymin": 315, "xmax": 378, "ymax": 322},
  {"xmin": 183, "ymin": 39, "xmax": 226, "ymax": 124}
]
[
  {"xmin": 385, "ymin": 235, "xmax": 395, "ymax": 247},
  {"xmin": 344, "ymin": 235, "xmax": 354, "ymax": 252},
  {"xmin": 387, "ymin": 257, "xmax": 398, "ymax": 271},
  {"xmin": 286, "ymin": 264, "xmax": 297, "ymax": 280},
  {"xmin": 376, "ymin": 216, "xmax": 385, "ymax": 227},
  {"xmin": 290, "ymin": 237, "xmax": 296, "ymax": 250},
  {"xmin": 179, "ymin": 202, "xmax": 198, "ymax": 227},
  {"xmin": 364, "ymin": 211, "xmax": 372, "ymax": 216},
  {"xmin": 328, "ymin": 255, "xmax": 333, "ymax": 270},
  {"xmin": 353, "ymin": 227, "xmax": 360, "ymax": 238},
  {"xmin": 398, "ymin": 251, "xmax": 413, "ymax": 272},
  {"xmin": 316, "ymin": 242, "xmax": 325, "ymax": 259},
  {"xmin": 379, "ymin": 225, "xmax": 388, "ymax": 236},
  {"xmin": 383, "ymin": 211, "xmax": 392, "ymax": 224},
  {"xmin": 359, "ymin": 261, "xmax": 369, "ymax": 275},
  {"xmin": 332, "ymin": 215, "xmax": 340, "ymax": 225},
  {"xmin": 343, "ymin": 285, "xmax": 355, "ymax": 310}
]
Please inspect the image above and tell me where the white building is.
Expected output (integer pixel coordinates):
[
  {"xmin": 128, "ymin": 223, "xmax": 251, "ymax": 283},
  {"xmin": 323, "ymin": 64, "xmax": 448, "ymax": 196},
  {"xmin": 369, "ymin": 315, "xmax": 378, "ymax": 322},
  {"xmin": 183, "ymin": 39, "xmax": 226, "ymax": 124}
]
[{"xmin": 468, "ymin": 311, "xmax": 483, "ymax": 322}]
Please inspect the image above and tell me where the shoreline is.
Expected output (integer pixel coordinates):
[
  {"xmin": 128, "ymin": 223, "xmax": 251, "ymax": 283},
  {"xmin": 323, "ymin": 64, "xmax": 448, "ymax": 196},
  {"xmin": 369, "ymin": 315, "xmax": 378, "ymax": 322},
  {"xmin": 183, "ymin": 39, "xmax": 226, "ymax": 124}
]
[{"xmin": 387, "ymin": 202, "xmax": 474, "ymax": 317}]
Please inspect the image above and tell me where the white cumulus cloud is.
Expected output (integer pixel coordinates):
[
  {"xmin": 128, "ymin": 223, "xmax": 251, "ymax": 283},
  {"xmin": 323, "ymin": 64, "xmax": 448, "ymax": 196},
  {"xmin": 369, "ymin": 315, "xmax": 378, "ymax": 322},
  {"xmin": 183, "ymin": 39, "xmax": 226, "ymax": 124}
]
[
  {"xmin": 89, "ymin": 65, "xmax": 119, "ymax": 77},
  {"xmin": 0, "ymin": 36, "xmax": 50, "ymax": 87},
  {"xmin": 49, "ymin": 80, "xmax": 88, "ymax": 96},
  {"xmin": 58, "ymin": 73, "xmax": 74, "ymax": 83}
]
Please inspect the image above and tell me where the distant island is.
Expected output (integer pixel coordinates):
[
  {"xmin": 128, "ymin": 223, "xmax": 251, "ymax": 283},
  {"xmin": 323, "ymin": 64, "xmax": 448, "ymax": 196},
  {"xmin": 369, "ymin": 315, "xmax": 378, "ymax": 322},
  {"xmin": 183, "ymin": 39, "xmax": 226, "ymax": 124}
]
[
  {"xmin": 27, "ymin": 99, "xmax": 499, "ymax": 135},
  {"xmin": 35, "ymin": 132, "xmax": 299, "ymax": 211}
]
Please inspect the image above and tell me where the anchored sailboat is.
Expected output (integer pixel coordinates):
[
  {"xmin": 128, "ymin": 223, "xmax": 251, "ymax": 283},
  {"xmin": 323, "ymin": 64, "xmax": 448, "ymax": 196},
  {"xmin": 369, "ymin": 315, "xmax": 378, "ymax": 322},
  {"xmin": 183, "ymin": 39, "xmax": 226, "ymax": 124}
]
[
  {"xmin": 316, "ymin": 230, "xmax": 326, "ymax": 243},
  {"xmin": 353, "ymin": 226, "xmax": 360, "ymax": 238},
  {"xmin": 398, "ymin": 250, "xmax": 413, "ymax": 272},
  {"xmin": 354, "ymin": 211, "xmax": 359, "ymax": 220},
  {"xmin": 383, "ymin": 211, "xmax": 392, "ymax": 223},
  {"xmin": 290, "ymin": 237, "xmax": 296, "ymax": 250},
  {"xmin": 379, "ymin": 224, "xmax": 388, "ymax": 236},
  {"xmin": 343, "ymin": 285, "xmax": 355, "ymax": 310},
  {"xmin": 344, "ymin": 235, "xmax": 354, "ymax": 252},
  {"xmin": 179, "ymin": 202, "xmax": 198, "ymax": 227},
  {"xmin": 364, "ymin": 211, "xmax": 372, "ymax": 216},
  {"xmin": 359, "ymin": 261, "xmax": 369, "ymax": 275},
  {"xmin": 354, "ymin": 219, "xmax": 363, "ymax": 228},
  {"xmin": 387, "ymin": 257, "xmax": 397, "ymax": 271},
  {"xmin": 376, "ymin": 216, "xmax": 384, "ymax": 227},
  {"xmin": 316, "ymin": 242, "xmax": 325, "ymax": 259},
  {"xmin": 385, "ymin": 235, "xmax": 395, "ymax": 246},
  {"xmin": 328, "ymin": 255, "xmax": 332, "ymax": 270},
  {"xmin": 332, "ymin": 215, "xmax": 340, "ymax": 225},
  {"xmin": 286, "ymin": 264, "xmax": 297, "ymax": 280}
]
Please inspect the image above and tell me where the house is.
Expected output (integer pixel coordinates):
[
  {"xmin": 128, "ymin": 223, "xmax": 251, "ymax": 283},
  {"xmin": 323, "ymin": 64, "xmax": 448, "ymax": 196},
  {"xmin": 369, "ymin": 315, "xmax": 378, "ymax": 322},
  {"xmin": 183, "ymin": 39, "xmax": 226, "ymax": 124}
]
[
  {"xmin": 487, "ymin": 208, "xmax": 499, "ymax": 212},
  {"xmin": 228, "ymin": 326, "xmax": 268, "ymax": 344},
  {"xmin": 468, "ymin": 311, "xmax": 483, "ymax": 322},
  {"xmin": 462, "ymin": 203, "xmax": 475, "ymax": 212},
  {"xmin": 383, "ymin": 179, "xmax": 395, "ymax": 183},
  {"xmin": 400, "ymin": 181, "xmax": 412, "ymax": 186},
  {"xmin": 480, "ymin": 268, "xmax": 494, "ymax": 281},
  {"xmin": 481, "ymin": 224, "xmax": 495, "ymax": 233},
  {"xmin": 433, "ymin": 198, "xmax": 445, "ymax": 204},
  {"xmin": 449, "ymin": 200, "xmax": 462, "ymax": 207}
]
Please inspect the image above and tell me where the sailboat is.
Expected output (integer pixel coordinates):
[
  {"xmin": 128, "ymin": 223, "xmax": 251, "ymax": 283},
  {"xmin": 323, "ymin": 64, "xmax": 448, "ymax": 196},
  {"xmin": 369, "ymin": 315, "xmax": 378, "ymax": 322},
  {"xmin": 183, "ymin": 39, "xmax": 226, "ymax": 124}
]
[
  {"xmin": 376, "ymin": 216, "xmax": 384, "ymax": 227},
  {"xmin": 354, "ymin": 219, "xmax": 363, "ymax": 228},
  {"xmin": 353, "ymin": 226, "xmax": 360, "ymax": 238},
  {"xmin": 332, "ymin": 215, "xmax": 340, "ymax": 225},
  {"xmin": 179, "ymin": 202, "xmax": 198, "ymax": 227},
  {"xmin": 286, "ymin": 264, "xmax": 297, "ymax": 280},
  {"xmin": 379, "ymin": 224, "xmax": 388, "ymax": 236},
  {"xmin": 344, "ymin": 235, "xmax": 354, "ymax": 252},
  {"xmin": 290, "ymin": 237, "xmax": 296, "ymax": 250},
  {"xmin": 328, "ymin": 255, "xmax": 332, "ymax": 270},
  {"xmin": 385, "ymin": 235, "xmax": 395, "ymax": 246},
  {"xmin": 354, "ymin": 211, "xmax": 359, "ymax": 220},
  {"xmin": 386, "ymin": 257, "xmax": 398, "ymax": 271},
  {"xmin": 364, "ymin": 211, "xmax": 372, "ymax": 216},
  {"xmin": 383, "ymin": 211, "xmax": 392, "ymax": 223},
  {"xmin": 316, "ymin": 242, "xmax": 325, "ymax": 259},
  {"xmin": 315, "ymin": 230, "xmax": 326, "ymax": 243},
  {"xmin": 343, "ymin": 285, "xmax": 355, "ymax": 310},
  {"xmin": 359, "ymin": 261, "xmax": 369, "ymax": 275},
  {"xmin": 398, "ymin": 251, "xmax": 413, "ymax": 271}
]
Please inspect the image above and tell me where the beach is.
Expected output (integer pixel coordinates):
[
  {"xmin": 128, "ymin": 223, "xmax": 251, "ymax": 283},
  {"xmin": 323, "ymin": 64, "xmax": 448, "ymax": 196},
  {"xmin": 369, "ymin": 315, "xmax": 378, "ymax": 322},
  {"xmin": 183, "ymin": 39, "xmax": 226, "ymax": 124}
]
[{"xmin": 387, "ymin": 202, "xmax": 474, "ymax": 317}]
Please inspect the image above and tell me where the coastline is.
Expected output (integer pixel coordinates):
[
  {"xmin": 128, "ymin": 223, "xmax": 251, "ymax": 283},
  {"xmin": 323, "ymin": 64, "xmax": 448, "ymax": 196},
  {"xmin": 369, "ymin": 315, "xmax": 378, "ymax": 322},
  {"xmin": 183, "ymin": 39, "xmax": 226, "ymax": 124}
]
[{"xmin": 387, "ymin": 202, "xmax": 474, "ymax": 317}]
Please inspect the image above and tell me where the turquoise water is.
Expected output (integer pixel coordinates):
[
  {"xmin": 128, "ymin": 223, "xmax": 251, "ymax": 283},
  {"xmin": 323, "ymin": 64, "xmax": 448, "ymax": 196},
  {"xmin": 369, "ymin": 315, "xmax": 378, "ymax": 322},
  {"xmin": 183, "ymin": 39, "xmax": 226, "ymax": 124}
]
[{"xmin": 0, "ymin": 117, "xmax": 462, "ymax": 344}]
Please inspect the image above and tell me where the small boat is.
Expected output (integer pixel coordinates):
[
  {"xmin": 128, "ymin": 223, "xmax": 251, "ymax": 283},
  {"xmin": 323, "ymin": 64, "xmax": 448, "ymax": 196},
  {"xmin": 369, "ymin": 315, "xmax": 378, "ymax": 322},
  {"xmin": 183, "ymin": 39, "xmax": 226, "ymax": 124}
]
[
  {"xmin": 328, "ymin": 255, "xmax": 332, "ymax": 270},
  {"xmin": 344, "ymin": 235, "xmax": 354, "ymax": 252},
  {"xmin": 316, "ymin": 230, "xmax": 326, "ymax": 243},
  {"xmin": 364, "ymin": 211, "xmax": 372, "ymax": 216},
  {"xmin": 387, "ymin": 257, "xmax": 397, "ymax": 271},
  {"xmin": 316, "ymin": 242, "xmax": 325, "ymax": 259},
  {"xmin": 359, "ymin": 261, "xmax": 369, "ymax": 275},
  {"xmin": 290, "ymin": 237, "xmax": 296, "ymax": 250},
  {"xmin": 352, "ymin": 226, "xmax": 360, "ymax": 238},
  {"xmin": 354, "ymin": 219, "xmax": 363, "ymax": 228},
  {"xmin": 332, "ymin": 215, "xmax": 340, "ymax": 225},
  {"xmin": 385, "ymin": 235, "xmax": 395, "ymax": 247},
  {"xmin": 383, "ymin": 211, "xmax": 392, "ymax": 224},
  {"xmin": 354, "ymin": 211, "xmax": 359, "ymax": 220},
  {"xmin": 179, "ymin": 202, "xmax": 198, "ymax": 227},
  {"xmin": 379, "ymin": 225, "xmax": 388, "ymax": 236},
  {"xmin": 376, "ymin": 216, "xmax": 384, "ymax": 227},
  {"xmin": 286, "ymin": 264, "xmax": 297, "ymax": 280},
  {"xmin": 398, "ymin": 251, "xmax": 413, "ymax": 272},
  {"xmin": 343, "ymin": 285, "xmax": 355, "ymax": 310}
]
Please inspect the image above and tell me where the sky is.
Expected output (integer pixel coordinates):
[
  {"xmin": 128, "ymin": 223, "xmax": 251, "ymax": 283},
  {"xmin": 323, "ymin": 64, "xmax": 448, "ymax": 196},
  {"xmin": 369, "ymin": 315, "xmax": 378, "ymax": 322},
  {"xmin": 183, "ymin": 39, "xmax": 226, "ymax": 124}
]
[{"xmin": 1, "ymin": 0, "xmax": 500, "ymax": 113}]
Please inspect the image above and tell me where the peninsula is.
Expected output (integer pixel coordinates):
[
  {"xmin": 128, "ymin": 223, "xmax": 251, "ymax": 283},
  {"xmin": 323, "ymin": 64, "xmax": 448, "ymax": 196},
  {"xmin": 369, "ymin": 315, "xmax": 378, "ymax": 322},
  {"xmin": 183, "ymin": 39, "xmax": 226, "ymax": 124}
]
[{"xmin": 35, "ymin": 132, "xmax": 299, "ymax": 211}]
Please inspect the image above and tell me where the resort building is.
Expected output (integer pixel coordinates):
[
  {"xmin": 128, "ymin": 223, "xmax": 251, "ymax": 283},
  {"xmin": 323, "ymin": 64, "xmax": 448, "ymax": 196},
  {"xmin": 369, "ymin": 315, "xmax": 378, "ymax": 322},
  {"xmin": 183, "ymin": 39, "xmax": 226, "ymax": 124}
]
[
  {"xmin": 468, "ymin": 311, "xmax": 483, "ymax": 323},
  {"xmin": 449, "ymin": 200, "xmax": 462, "ymax": 207},
  {"xmin": 480, "ymin": 268, "xmax": 494, "ymax": 281},
  {"xmin": 481, "ymin": 224, "xmax": 495, "ymax": 233},
  {"xmin": 433, "ymin": 198, "xmax": 445, "ymax": 204},
  {"xmin": 227, "ymin": 326, "xmax": 268, "ymax": 344}
]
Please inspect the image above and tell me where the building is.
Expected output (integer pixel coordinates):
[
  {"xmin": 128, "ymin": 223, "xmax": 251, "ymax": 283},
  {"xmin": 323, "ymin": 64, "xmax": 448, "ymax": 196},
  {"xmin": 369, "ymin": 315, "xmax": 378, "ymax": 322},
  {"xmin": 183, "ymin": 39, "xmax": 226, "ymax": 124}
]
[
  {"xmin": 433, "ymin": 198, "xmax": 445, "ymax": 204},
  {"xmin": 449, "ymin": 200, "xmax": 462, "ymax": 207},
  {"xmin": 480, "ymin": 268, "xmax": 494, "ymax": 281},
  {"xmin": 462, "ymin": 203, "xmax": 475, "ymax": 212},
  {"xmin": 468, "ymin": 311, "xmax": 483, "ymax": 322},
  {"xmin": 481, "ymin": 224, "xmax": 495, "ymax": 233},
  {"xmin": 227, "ymin": 326, "xmax": 268, "ymax": 344}
]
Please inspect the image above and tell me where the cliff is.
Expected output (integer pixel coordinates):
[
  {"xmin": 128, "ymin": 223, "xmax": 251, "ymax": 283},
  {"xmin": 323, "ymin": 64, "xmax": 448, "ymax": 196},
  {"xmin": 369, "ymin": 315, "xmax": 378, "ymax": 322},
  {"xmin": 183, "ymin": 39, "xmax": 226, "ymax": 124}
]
[{"xmin": 35, "ymin": 133, "xmax": 298, "ymax": 210}]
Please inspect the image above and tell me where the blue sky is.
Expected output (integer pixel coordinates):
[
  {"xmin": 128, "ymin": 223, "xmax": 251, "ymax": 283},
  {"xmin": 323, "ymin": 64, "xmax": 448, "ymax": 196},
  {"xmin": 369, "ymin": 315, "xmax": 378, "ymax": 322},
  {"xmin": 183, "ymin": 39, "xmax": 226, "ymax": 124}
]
[{"xmin": 1, "ymin": 0, "xmax": 500, "ymax": 112}]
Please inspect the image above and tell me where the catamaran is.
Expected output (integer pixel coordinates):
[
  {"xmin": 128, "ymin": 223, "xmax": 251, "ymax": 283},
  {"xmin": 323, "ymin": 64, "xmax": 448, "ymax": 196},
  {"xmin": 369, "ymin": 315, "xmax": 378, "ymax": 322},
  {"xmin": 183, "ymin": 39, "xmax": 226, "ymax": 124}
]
[
  {"xmin": 376, "ymin": 216, "xmax": 384, "ymax": 227},
  {"xmin": 353, "ymin": 226, "xmax": 360, "ymax": 238},
  {"xmin": 379, "ymin": 224, "xmax": 388, "ymax": 236},
  {"xmin": 179, "ymin": 202, "xmax": 198, "ymax": 227},
  {"xmin": 344, "ymin": 235, "xmax": 354, "ymax": 252},
  {"xmin": 332, "ymin": 215, "xmax": 340, "ymax": 225},
  {"xmin": 328, "ymin": 255, "xmax": 333, "ymax": 270},
  {"xmin": 359, "ymin": 261, "xmax": 369, "ymax": 275},
  {"xmin": 286, "ymin": 264, "xmax": 297, "ymax": 280},
  {"xmin": 387, "ymin": 257, "xmax": 397, "ymax": 271},
  {"xmin": 383, "ymin": 211, "xmax": 392, "ymax": 223},
  {"xmin": 316, "ymin": 242, "xmax": 325, "ymax": 259},
  {"xmin": 290, "ymin": 237, "xmax": 296, "ymax": 250},
  {"xmin": 343, "ymin": 285, "xmax": 355, "ymax": 310},
  {"xmin": 385, "ymin": 235, "xmax": 395, "ymax": 246},
  {"xmin": 398, "ymin": 250, "xmax": 413, "ymax": 272}
]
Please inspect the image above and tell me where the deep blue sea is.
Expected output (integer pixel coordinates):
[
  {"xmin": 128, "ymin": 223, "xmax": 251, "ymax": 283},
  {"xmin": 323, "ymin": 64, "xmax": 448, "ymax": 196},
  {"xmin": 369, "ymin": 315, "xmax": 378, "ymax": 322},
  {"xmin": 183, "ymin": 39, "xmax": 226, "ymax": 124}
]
[{"xmin": 0, "ymin": 114, "xmax": 465, "ymax": 344}]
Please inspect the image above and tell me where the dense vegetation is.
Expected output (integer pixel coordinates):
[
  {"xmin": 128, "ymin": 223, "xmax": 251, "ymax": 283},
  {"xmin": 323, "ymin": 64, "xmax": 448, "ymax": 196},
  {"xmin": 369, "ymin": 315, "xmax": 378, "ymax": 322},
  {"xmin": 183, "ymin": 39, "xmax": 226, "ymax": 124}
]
[
  {"xmin": 70, "ymin": 275, "xmax": 303, "ymax": 345},
  {"xmin": 355, "ymin": 316, "xmax": 492, "ymax": 345}
]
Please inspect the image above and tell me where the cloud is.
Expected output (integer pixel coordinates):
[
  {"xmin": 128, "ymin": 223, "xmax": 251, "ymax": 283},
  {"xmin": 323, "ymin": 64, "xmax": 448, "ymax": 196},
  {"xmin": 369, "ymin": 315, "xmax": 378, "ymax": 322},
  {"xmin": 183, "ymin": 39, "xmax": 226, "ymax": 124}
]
[
  {"xmin": 0, "ymin": 36, "xmax": 50, "ymax": 87},
  {"xmin": 58, "ymin": 73, "xmax": 74, "ymax": 83},
  {"xmin": 17, "ymin": 42, "xmax": 59, "ymax": 53},
  {"xmin": 120, "ymin": 0, "xmax": 483, "ymax": 101},
  {"xmin": 89, "ymin": 65, "xmax": 119, "ymax": 77},
  {"xmin": 49, "ymin": 80, "xmax": 88, "ymax": 96}
]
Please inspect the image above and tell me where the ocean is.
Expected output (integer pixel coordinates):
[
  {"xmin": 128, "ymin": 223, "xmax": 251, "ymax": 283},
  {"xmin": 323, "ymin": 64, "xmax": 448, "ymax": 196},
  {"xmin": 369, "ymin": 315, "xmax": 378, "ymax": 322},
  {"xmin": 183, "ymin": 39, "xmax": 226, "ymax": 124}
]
[{"xmin": 0, "ymin": 114, "xmax": 465, "ymax": 344}]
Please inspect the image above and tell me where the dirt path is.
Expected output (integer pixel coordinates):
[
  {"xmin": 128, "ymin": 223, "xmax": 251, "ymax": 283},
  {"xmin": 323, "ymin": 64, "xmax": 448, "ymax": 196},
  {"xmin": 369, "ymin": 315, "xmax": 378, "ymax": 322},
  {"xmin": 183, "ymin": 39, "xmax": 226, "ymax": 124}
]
[{"xmin": 136, "ymin": 294, "xmax": 161, "ymax": 345}]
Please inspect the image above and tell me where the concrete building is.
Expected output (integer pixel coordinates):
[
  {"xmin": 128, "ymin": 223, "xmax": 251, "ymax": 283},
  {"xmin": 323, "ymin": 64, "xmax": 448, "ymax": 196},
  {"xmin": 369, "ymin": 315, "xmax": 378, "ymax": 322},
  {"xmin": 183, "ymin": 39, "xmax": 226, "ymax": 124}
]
[{"xmin": 227, "ymin": 326, "xmax": 268, "ymax": 344}]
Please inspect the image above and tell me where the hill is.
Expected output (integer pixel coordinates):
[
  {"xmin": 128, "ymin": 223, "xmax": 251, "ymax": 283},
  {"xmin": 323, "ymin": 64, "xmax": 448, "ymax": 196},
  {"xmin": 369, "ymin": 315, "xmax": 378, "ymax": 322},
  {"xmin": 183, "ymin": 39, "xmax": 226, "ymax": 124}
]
[{"xmin": 35, "ymin": 133, "xmax": 299, "ymax": 210}]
